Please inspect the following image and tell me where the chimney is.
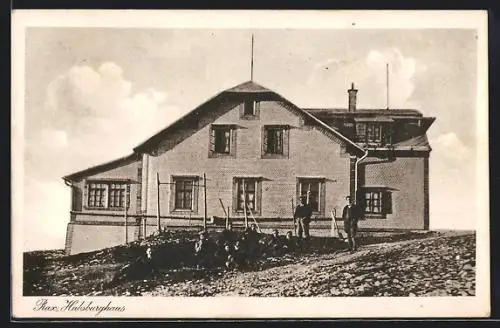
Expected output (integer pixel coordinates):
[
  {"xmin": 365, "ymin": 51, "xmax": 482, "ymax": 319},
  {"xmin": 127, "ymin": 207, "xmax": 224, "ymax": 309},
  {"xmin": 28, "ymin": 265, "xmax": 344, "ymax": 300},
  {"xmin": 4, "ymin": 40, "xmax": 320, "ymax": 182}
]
[{"xmin": 348, "ymin": 82, "xmax": 358, "ymax": 112}]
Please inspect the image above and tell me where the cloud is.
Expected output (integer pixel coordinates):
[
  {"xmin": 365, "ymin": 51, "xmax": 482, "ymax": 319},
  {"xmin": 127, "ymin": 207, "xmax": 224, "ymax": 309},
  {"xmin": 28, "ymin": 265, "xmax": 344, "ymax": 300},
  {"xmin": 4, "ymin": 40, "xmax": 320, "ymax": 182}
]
[
  {"xmin": 430, "ymin": 132, "xmax": 472, "ymax": 161},
  {"xmin": 42, "ymin": 62, "xmax": 183, "ymax": 165},
  {"xmin": 306, "ymin": 48, "xmax": 426, "ymax": 109},
  {"xmin": 24, "ymin": 62, "xmax": 186, "ymax": 250},
  {"xmin": 39, "ymin": 129, "xmax": 68, "ymax": 149}
]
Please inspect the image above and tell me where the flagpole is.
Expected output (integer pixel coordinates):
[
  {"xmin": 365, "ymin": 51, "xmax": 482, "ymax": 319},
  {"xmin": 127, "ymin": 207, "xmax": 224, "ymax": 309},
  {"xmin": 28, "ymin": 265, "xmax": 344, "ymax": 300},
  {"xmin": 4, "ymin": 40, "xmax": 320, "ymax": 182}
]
[{"xmin": 251, "ymin": 34, "xmax": 254, "ymax": 81}]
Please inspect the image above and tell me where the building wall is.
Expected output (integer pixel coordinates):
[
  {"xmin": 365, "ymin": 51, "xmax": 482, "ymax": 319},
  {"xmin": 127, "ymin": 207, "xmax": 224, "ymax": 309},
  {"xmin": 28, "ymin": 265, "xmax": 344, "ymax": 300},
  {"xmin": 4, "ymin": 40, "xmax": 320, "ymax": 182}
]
[
  {"xmin": 358, "ymin": 156, "xmax": 426, "ymax": 230},
  {"xmin": 65, "ymin": 159, "xmax": 141, "ymax": 254},
  {"xmin": 70, "ymin": 159, "xmax": 141, "ymax": 217},
  {"xmin": 65, "ymin": 222, "xmax": 140, "ymax": 255},
  {"xmin": 145, "ymin": 100, "xmax": 352, "ymax": 222}
]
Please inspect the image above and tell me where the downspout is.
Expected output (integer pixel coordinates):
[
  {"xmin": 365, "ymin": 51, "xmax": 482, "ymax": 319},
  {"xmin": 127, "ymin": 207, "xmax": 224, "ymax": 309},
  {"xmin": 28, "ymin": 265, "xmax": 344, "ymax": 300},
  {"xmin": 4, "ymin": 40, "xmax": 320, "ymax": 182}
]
[{"xmin": 354, "ymin": 149, "xmax": 369, "ymax": 203}]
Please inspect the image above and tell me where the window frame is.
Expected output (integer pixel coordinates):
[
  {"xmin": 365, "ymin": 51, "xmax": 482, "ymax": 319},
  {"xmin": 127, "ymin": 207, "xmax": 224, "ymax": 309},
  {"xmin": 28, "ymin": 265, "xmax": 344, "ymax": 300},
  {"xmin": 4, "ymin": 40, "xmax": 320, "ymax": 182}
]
[
  {"xmin": 262, "ymin": 124, "xmax": 290, "ymax": 159},
  {"xmin": 84, "ymin": 180, "xmax": 131, "ymax": 211},
  {"xmin": 360, "ymin": 187, "xmax": 393, "ymax": 219},
  {"xmin": 209, "ymin": 124, "xmax": 236, "ymax": 158},
  {"xmin": 239, "ymin": 100, "xmax": 260, "ymax": 120},
  {"xmin": 232, "ymin": 177, "xmax": 262, "ymax": 216},
  {"xmin": 170, "ymin": 175, "xmax": 199, "ymax": 213},
  {"xmin": 296, "ymin": 177, "xmax": 326, "ymax": 216},
  {"xmin": 356, "ymin": 122, "xmax": 392, "ymax": 146}
]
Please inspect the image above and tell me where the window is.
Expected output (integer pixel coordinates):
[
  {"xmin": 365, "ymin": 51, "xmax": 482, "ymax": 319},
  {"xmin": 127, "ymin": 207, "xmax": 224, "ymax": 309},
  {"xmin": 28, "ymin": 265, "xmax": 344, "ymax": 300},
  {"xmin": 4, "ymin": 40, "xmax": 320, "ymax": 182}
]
[
  {"xmin": 174, "ymin": 178, "xmax": 195, "ymax": 210},
  {"xmin": 240, "ymin": 100, "xmax": 260, "ymax": 119},
  {"xmin": 244, "ymin": 100, "xmax": 255, "ymax": 116},
  {"xmin": 88, "ymin": 183, "xmax": 107, "ymax": 208},
  {"xmin": 364, "ymin": 190, "xmax": 382, "ymax": 214},
  {"xmin": 356, "ymin": 123, "xmax": 392, "ymax": 145},
  {"xmin": 297, "ymin": 178, "xmax": 325, "ymax": 214},
  {"xmin": 209, "ymin": 125, "xmax": 236, "ymax": 157},
  {"xmin": 108, "ymin": 183, "xmax": 127, "ymax": 209},
  {"xmin": 86, "ymin": 181, "xmax": 130, "ymax": 210},
  {"xmin": 355, "ymin": 123, "xmax": 366, "ymax": 142},
  {"xmin": 361, "ymin": 187, "xmax": 392, "ymax": 217},
  {"xmin": 366, "ymin": 123, "xmax": 382, "ymax": 143},
  {"xmin": 170, "ymin": 176, "xmax": 199, "ymax": 213},
  {"xmin": 233, "ymin": 178, "xmax": 261, "ymax": 214},
  {"xmin": 263, "ymin": 125, "xmax": 289, "ymax": 158}
]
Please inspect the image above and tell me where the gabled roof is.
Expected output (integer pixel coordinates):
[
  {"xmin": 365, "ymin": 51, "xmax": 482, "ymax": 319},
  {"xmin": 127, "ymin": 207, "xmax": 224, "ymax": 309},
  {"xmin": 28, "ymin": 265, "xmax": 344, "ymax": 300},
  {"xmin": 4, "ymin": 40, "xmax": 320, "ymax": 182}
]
[
  {"xmin": 133, "ymin": 80, "xmax": 365, "ymax": 154},
  {"xmin": 224, "ymin": 81, "xmax": 275, "ymax": 93},
  {"xmin": 62, "ymin": 153, "xmax": 139, "ymax": 182}
]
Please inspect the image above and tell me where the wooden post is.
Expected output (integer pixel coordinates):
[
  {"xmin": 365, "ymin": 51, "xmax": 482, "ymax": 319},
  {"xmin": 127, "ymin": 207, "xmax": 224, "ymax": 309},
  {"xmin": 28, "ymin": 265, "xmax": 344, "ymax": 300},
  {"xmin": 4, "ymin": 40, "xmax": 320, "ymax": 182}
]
[
  {"xmin": 124, "ymin": 185, "xmax": 129, "ymax": 244},
  {"xmin": 203, "ymin": 173, "xmax": 207, "ymax": 230},
  {"xmin": 124, "ymin": 210, "xmax": 128, "ymax": 243},
  {"xmin": 227, "ymin": 206, "xmax": 230, "ymax": 229},
  {"xmin": 188, "ymin": 212, "xmax": 192, "ymax": 227},
  {"xmin": 156, "ymin": 172, "xmax": 161, "ymax": 232},
  {"xmin": 219, "ymin": 198, "xmax": 228, "ymax": 228},
  {"xmin": 242, "ymin": 179, "xmax": 248, "ymax": 228},
  {"xmin": 291, "ymin": 197, "xmax": 297, "ymax": 236}
]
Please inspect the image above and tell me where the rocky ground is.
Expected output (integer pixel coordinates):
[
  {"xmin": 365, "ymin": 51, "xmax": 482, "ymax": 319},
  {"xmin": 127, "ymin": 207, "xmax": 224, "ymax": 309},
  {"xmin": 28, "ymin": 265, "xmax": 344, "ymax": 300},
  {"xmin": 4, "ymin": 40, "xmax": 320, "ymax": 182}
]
[{"xmin": 24, "ymin": 230, "xmax": 475, "ymax": 297}]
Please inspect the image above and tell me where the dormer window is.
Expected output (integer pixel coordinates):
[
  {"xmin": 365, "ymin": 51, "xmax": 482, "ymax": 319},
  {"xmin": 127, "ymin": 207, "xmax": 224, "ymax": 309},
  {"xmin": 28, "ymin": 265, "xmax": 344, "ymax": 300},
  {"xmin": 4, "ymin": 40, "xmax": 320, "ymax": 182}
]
[
  {"xmin": 355, "ymin": 117, "xmax": 393, "ymax": 146},
  {"xmin": 240, "ymin": 100, "xmax": 260, "ymax": 119}
]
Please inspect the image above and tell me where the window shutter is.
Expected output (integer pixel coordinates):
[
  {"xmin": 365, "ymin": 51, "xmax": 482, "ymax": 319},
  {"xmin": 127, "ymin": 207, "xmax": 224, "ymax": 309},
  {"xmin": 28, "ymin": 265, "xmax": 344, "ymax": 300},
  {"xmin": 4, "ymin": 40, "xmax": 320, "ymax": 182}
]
[
  {"xmin": 192, "ymin": 178, "xmax": 199, "ymax": 213},
  {"xmin": 83, "ymin": 181, "xmax": 89, "ymax": 208},
  {"xmin": 254, "ymin": 101, "xmax": 260, "ymax": 118},
  {"xmin": 230, "ymin": 127, "xmax": 237, "ymax": 156},
  {"xmin": 382, "ymin": 191, "xmax": 393, "ymax": 214},
  {"xmin": 169, "ymin": 178, "xmax": 175, "ymax": 212},
  {"xmin": 283, "ymin": 126, "xmax": 290, "ymax": 158},
  {"xmin": 262, "ymin": 126, "xmax": 268, "ymax": 157},
  {"xmin": 208, "ymin": 126, "xmax": 215, "ymax": 157}
]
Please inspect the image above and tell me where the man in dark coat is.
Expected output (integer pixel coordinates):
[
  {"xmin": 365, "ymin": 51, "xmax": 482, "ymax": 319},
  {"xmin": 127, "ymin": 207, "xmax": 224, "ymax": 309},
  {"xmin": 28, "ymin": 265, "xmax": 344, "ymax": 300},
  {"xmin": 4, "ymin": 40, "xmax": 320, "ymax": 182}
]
[
  {"xmin": 194, "ymin": 231, "xmax": 215, "ymax": 269},
  {"xmin": 219, "ymin": 223, "xmax": 237, "ymax": 247},
  {"xmin": 294, "ymin": 195, "xmax": 313, "ymax": 242},
  {"xmin": 342, "ymin": 196, "xmax": 360, "ymax": 252}
]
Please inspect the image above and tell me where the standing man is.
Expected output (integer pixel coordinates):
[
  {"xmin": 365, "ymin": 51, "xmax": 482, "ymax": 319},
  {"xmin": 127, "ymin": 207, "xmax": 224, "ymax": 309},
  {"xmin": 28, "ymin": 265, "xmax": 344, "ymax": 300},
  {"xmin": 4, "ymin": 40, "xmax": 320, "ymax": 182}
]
[
  {"xmin": 342, "ymin": 196, "xmax": 360, "ymax": 252},
  {"xmin": 294, "ymin": 195, "xmax": 313, "ymax": 243}
]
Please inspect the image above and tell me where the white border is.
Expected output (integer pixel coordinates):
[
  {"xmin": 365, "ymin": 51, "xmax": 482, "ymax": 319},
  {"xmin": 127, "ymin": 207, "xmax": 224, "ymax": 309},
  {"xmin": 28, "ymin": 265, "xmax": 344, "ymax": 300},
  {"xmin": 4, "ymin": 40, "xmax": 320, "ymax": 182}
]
[{"xmin": 11, "ymin": 10, "xmax": 490, "ymax": 319}]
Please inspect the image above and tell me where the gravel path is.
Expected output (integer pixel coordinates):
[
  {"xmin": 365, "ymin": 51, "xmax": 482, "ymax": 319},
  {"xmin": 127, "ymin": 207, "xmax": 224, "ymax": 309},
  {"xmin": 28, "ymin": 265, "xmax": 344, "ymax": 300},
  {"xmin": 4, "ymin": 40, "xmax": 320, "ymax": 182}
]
[{"xmin": 143, "ymin": 232, "xmax": 475, "ymax": 297}]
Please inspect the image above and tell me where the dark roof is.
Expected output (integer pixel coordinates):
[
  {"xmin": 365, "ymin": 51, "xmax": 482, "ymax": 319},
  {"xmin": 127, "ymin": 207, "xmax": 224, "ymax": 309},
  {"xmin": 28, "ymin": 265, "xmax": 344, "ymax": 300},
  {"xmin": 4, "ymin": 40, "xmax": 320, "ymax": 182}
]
[
  {"xmin": 393, "ymin": 134, "xmax": 432, "ymax": 151},
  {"xmin": 304, "ymin": 108, "xmax": 424, "ymax": 117},
  {"xmin": 224, "ymin": 81, "xmax": 275, "ymax": 93},
  {"xmin": 62, "ymin": 153, "xmax": 139, "ymax": 182},
  {"xmin": 133, "ymin": 80, "xmax": 365, "ymax": 154}
]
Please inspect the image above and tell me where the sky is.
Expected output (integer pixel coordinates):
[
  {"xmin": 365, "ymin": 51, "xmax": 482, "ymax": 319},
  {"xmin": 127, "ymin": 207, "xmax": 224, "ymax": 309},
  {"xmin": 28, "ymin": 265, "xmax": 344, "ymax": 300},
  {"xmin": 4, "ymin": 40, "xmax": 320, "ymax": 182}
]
[{"xmin": 23, "ymin": 28, "xmax": 479, "ymax": 251}]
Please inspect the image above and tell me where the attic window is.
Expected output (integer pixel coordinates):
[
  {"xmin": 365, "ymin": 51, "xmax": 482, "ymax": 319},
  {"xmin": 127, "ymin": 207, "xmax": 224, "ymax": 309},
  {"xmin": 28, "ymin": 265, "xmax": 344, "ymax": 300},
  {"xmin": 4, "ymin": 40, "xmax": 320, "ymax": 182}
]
[
  {"xmin": 244, "ymin": 100, "xmax": 255, "ymax": 115},
  {"xmin": 240, "ymin": 100, "xmax": 260, "ymax": 119}
]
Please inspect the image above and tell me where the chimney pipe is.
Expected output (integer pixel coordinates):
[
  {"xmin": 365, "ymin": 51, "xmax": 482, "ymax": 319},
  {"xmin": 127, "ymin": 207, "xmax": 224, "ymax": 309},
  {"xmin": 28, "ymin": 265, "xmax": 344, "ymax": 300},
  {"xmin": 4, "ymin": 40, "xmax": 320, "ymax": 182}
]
[{"xmin": 348, "ymin": 82, "xmax": 358, "ymax": 112}]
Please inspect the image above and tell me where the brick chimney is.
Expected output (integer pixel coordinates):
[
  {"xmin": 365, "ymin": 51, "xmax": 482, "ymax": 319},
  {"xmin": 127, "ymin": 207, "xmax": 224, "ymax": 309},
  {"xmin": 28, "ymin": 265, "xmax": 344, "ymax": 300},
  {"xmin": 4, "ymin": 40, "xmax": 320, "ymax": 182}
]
[{"xmin": 348, "ymin": 82, "xmax": 358, "ymax": 112}]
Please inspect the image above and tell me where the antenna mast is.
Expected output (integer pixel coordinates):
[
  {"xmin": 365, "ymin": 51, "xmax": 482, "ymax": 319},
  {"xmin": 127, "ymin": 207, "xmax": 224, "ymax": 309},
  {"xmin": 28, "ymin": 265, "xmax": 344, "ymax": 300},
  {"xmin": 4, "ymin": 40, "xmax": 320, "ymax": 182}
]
[
  {"xmin": 251, "ymin": 33, "xmax": 254, "ymax": 81},
  {"xmin": 386, "ymin": 63, "xmax": 389, "ymax": 110}
]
